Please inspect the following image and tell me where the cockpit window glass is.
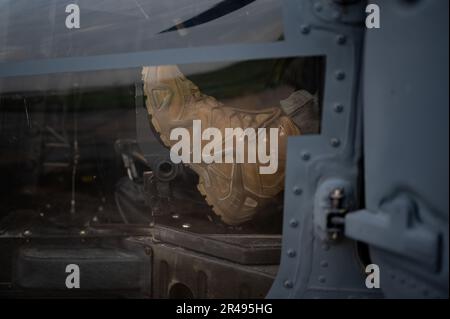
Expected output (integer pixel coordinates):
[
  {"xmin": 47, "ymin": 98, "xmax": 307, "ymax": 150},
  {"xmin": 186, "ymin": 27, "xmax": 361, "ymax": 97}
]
[
  {"xmin": 0, "ymin": 0, "xmax": 283, "ymax": 63},
  {"xmin": 0, "ymin": 57, "xmax": 324, "ymax": 232}
]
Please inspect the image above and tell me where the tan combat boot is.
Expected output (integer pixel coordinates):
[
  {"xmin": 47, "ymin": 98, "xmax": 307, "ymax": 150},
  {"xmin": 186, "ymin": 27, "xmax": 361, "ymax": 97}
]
[{"xmin": 142, "ymin": 65, "xmax": 303, "ymax": 225}]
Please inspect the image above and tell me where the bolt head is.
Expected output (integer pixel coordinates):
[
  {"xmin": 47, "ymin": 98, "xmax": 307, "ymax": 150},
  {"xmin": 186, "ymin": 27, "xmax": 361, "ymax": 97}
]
[
  {"xmin": 314, "ymin": 3, "xmax": 323, "ymax": 12},
  {"xmin": 335, "ymin": 71, "xmax": 346, "ymax": 81},
  {"xmin": 300, "ymin": 25, "xmax": 311, "ymax": 34},
  {"xmin": 332, "ymin": 10, "xmax": 342, "ymax": 20},
  {"xmin": 330, "ymin": 138, "xmax": 341, "ymax": 147},
  {"xmin": 293, "ymin": 187, "xmax": 303, "ymax": 195},
  {"xmin": 301, "ymin": 152, "xmax": 311, "ymax": 161},
  {"xmin": 284, "ymin": 280, "xmax": 294, "ymax": 289},
  {"xmin": 336, "ymin": 35, "xmax": 347, "ymax": 45},
  {"xmin": 334, "ymin": 104, "xmax": 344, "ymax": 113},
  {"xmin": 289, "ymin": 219, "xmax": 299, "ymax": 228},
  {"xmin": 330, "ymin": 188, "xmax": 344, "ymax": 199},
  {"xmin": 287, "ymin": 249, "xmax": 296, "ymax": 258}
]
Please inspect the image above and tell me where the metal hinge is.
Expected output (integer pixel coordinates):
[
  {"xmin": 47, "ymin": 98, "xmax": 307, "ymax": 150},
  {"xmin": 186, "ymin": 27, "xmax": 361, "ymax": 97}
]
[{"xmin": 314, "ymin": 179, "xmax": 355, "ymax": 241}]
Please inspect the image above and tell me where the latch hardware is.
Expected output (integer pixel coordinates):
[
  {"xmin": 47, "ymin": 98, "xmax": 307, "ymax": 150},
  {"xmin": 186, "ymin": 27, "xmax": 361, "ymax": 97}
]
[{"xmin": 326, "ymin": 188, "xmax": 348, "ymax": 240}]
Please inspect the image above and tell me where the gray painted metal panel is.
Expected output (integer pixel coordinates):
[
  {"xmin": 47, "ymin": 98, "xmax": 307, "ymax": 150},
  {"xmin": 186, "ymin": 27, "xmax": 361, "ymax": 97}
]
[
  {"xmin": 347, "ymin": 0, "xmax": 448, "ymax": 298},
  {"xmin": 268, "ymin": 0, "xmax": 377, "ymax": 299}
]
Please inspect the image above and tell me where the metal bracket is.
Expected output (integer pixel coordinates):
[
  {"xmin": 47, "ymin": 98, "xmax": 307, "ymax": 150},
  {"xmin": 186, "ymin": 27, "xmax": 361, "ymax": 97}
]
[{"xmin": 345, "ymin": 195, "xmax": 441, "ymax": 272}]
